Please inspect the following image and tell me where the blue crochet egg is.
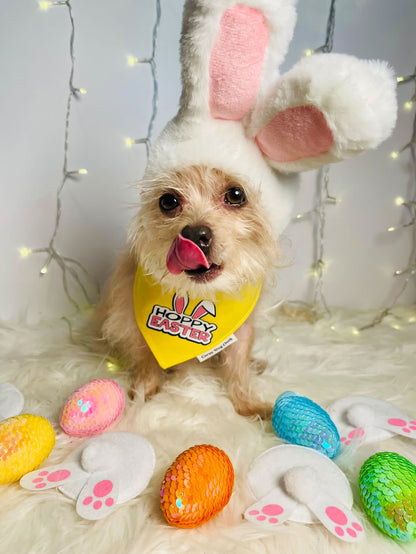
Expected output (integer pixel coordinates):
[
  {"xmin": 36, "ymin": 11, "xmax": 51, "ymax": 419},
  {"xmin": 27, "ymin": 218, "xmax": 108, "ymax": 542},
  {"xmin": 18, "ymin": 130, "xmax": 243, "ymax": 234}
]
[{"xmin": 272, "ymin": 391, "xmax": 340, "ymax": 458}]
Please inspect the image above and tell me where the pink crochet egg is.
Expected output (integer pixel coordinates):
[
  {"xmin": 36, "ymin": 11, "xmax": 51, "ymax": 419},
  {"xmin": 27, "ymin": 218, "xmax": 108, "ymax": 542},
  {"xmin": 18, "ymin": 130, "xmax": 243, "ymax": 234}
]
[{"xmin": 59, "ymin": 379, "xmax": 125, "ymax": 437}]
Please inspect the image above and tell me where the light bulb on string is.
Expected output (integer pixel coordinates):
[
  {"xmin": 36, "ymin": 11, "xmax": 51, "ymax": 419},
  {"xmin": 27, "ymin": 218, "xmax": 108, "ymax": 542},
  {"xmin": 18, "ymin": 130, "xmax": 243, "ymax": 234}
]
[
  {"xmin": 73, "ymin": 87, "xmax": 87, "ymax": 95},
  {"xmin": 125, "ymin": 137, "xmax": 149, "ymax": 148},
  {"xmin": 38, "ymin": 1, "xmax": 66, "ymax": 10},
  {"xmin": 127, "ymin": 55, "xmax": 140, "ymax": 66},
  {"xmin": 309, "ymin": 259, "xmax": 328, "ymax": 278},
  {"xmin": 105, "ymin": 357, "xmax": 120, "ymax": 373},
  {"xmin": 19, "ymin": 247, "xmax": 32, "ymax": 259},
  {"xmin": 66, "ymin": 168, "xmax": 88, "ymax": 177}
]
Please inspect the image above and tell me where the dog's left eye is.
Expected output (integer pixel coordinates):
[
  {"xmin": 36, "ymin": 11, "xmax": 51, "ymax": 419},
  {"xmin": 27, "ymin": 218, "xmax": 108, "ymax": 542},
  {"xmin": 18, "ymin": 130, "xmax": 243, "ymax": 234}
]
[
  {"xmin": 159, "ymin": 193, "xmax": 181, "ymax": 213},
  {"xmin": 224, "ymin": 187, "xmax": 247, "ymax": 207}
]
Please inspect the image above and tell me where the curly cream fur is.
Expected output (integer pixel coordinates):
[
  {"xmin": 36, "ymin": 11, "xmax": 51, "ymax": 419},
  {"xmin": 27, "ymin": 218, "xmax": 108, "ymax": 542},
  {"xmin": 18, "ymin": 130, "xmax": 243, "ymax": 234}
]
[{"xmin": 97, "ymin": 165, "xmax": 277, "ymax": 415}]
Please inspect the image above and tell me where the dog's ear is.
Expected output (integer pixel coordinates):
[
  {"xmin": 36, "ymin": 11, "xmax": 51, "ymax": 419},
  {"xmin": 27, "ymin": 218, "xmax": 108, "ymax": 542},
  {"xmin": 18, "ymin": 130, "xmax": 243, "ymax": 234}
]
[
  {"xmin": 178, "ymin": 0, "xmax": 297, "ymax": 122},
  {"xmin": 248, "ymin": 54, "xmax": 397, "ymax": 173}
]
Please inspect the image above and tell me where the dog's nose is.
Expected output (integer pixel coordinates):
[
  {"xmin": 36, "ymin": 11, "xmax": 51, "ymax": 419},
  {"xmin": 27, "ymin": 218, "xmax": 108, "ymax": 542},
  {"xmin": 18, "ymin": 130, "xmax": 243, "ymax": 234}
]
[{"xmin": 181, "ymin": 225, "xmax": 212, "ymax": 256}]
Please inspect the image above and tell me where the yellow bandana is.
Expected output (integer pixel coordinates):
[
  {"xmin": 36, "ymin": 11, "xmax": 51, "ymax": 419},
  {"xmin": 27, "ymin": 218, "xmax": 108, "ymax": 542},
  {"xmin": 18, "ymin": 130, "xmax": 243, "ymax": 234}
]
[{"xmin": 133, "ymin": 266, "xmax": 262, "ymax": 369}]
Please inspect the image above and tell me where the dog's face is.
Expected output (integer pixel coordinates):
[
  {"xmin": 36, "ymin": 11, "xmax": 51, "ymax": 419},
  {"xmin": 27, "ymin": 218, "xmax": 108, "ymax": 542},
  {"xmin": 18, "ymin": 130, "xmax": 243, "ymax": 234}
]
[{"xmin": 129, "ymin": 165, "xmax": 277, "ymax": 299}]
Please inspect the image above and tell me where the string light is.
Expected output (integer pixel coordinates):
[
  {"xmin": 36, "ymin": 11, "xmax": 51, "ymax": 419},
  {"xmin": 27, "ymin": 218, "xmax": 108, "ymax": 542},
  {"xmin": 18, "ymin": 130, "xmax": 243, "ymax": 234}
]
[
  {"xmin": 125, "ymin": 137, "xmax": 148, "ymax": 148},
  {"xmin": 360, "ymin": 66, "xmax": 416, "ymax": 330},
  {"xmin": 329, "ymin": 323, "xmax": 360, "ymax": 337},
  {"xmin": 290, "ymin": 0, "xmax": 337, "ymax": 321},
  {"xmin": 125, "ymin": 0, "xmax": 161, "ymax": 157},
  {"xmin": 302, "ymin": 0, "xmax": 336, "ymax": 58},
  {"xmin": 22, "ymin": 0, "xmax": 99, "ymax": 311},
  {"xmin": 38, "ymin": 1, "xmax": 66, "ymax": 11},
  {"xmin": 66, "ymin": 168, "xmax": 88, "ymax": 177},
  {"xmin": 127, "ymin": 56, "xmax": 140, "ymax": 66},
  {"xmin": 105, "ymin": 357, "xmax": 120, "ymax": 372},
  {"xmin": 19, "ymin": 247, "xmax": 32, "ymax": 258},
  {"xmin": 292, "ymin": 166, "xmax": 338, "ymax": 317}
]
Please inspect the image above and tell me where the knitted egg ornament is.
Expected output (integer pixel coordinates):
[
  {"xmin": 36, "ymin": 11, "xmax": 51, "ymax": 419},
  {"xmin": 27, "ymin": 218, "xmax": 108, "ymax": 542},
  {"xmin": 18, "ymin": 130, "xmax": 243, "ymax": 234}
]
[
  {"xmin": 160, "ymin": 444, "xmax": 234, "ymax": 528},
  {"xmin": 359, "ymin": 452, "xmax": 416, "ymax": 542},
  {"xmin": 0, "ymin": 414, "xmax": 55, "ymax": 485},
  {"xmin": 60, "ymin": 379, "xmax": 125, "ymax": 437},
  {"xmin": 272, "ymin": 392, "xmax": 340, "ymax": 458}
]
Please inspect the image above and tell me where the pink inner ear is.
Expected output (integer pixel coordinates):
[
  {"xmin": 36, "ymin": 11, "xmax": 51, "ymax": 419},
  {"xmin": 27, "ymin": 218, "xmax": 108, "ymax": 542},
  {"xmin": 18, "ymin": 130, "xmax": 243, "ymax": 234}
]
[
  {"xmin": 255, "ymin": 105, "xmax": 334, "ymax": 163},
  {"xmin": 209, "ymin": 5, "xmax": 269, "ymax": 121}
]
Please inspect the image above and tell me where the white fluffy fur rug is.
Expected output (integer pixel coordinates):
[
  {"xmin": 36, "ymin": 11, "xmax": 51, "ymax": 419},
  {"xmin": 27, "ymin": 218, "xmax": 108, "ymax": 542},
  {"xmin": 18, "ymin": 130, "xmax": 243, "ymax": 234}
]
[{"xmin": 1, "ymin": 304, "xmax": 416, "ymax": 554}]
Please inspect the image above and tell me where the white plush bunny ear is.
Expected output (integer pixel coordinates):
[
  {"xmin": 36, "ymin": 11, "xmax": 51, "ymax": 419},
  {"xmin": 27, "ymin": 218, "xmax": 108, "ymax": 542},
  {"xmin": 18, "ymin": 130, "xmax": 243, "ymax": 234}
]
[
  {"xmin": 179, "ymin": 0, "xmax": 297, "ymax": 121},
  {"xmin": 146, "ymin": 0, "xmax": 301, "ymax": 240},
  {"xmin": 249, "ymin": 53, "xmax": 397, "ymax": 172}
]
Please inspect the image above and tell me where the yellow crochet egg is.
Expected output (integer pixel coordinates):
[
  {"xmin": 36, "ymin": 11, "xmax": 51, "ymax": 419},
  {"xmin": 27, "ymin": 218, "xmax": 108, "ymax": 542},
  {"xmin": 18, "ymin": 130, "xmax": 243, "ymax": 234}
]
[
  {"xmin": 0, "ymin": 414, "xmax": 55, "ymax": 485},
  {"xmin": 160, "ymin": 444, "xmax": 234, "ymax": 528}
]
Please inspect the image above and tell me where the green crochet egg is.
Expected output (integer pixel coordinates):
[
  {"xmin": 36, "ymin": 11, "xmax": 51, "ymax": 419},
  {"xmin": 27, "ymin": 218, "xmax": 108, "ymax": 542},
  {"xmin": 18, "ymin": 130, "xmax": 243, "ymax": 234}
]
[{"xmin": 359, "ymin": 452, "xmax": 416, "ymax": 542}]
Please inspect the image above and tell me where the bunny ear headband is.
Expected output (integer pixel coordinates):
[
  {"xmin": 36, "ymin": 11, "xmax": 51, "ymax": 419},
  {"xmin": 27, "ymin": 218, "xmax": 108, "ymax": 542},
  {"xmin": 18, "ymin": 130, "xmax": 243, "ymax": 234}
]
[{"xmin": 145, "ymin": 0, "xmax": 397, "ymax": 237}]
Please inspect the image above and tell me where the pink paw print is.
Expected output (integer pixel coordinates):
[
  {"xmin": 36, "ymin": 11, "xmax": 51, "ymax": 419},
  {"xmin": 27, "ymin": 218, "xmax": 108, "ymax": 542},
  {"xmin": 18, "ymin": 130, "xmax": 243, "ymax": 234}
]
[
  {"xmin": 325, "ymin": 506, "xmax": 364, "ymax": 539},
  {"xmin": 388, "ymin": 418, "xmax": 416, "ymax": 435},
  {"xmin": 248, "ymin": 503, "xmax": 284, "ymax": 524},
  {"xmin": 81, "ymin": 479, "xmax": 115, "ymax": 512},
  {"xmin": 340, "ymin": 428, "xmax": 365, "ymax": 445},
  {"xmin": 30, "ymin": 469, "xmax": 72, "ymax": 489}
]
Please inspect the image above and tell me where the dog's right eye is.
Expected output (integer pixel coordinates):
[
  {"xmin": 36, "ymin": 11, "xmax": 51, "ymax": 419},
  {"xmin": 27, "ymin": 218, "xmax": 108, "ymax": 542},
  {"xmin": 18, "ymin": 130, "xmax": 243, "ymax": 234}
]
[{"xmin": 159, "ymin": 193, "xmax": 180, "ymax": 213}]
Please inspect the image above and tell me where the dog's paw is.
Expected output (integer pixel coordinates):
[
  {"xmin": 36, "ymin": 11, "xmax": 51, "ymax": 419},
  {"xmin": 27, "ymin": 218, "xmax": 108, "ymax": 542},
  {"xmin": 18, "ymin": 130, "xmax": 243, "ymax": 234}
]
[
  {"xmin": 144, "ymin": 385, "xmax": 160, "ymax": 401},
  {"xmin": 128, "ymin": 384, "xmax": 160, "ymax": 402},
  {"xmin": 234, "ymin": 399, "xmax": 273, "ymax": 420},
  {"xmin": 250, "ymin": 358, "xmax": 267, "ymax": 375}
]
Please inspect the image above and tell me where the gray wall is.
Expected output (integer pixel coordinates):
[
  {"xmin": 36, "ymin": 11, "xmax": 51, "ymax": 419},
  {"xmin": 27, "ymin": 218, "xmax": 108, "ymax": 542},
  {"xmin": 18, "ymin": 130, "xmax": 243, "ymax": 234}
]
[{"xmin": 1, "ymin": 0, "xmax": 415, "ymax": 321}]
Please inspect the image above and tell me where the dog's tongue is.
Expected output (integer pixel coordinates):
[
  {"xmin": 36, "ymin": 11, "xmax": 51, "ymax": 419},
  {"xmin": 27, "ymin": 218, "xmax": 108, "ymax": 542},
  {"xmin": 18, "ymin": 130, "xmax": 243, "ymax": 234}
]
[{"xmin": 166, "ymin": 234, "xmax": 210, "ymax": 275}]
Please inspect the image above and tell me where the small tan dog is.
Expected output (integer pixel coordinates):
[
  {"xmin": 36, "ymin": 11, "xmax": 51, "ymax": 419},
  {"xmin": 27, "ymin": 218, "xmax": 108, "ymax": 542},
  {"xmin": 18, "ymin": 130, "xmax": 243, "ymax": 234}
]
[
  {"xmin": 96, "ymin": 0, "xmax": 396, "ymax": 418},
  {"xmin": 97, "ymin": 165, "xmax": 276, "ymax": 417}
]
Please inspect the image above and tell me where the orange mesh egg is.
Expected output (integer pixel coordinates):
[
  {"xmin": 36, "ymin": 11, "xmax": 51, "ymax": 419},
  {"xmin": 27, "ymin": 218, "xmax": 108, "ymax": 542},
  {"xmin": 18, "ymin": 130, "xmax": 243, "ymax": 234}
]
[
  {"xmin": 160, "ymin": 444, "xmax": 234, "ymax": 528},
  {"xmin": 0, "ymin": 414, "xmax": 55, "ymax": 485}
]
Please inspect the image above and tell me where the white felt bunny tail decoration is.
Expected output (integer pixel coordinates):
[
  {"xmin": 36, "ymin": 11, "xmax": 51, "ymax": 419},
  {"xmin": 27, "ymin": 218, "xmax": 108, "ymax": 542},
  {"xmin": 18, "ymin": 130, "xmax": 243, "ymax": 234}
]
[{"xmin": 146, "ymin": 0, "xmax": 397, "ymax": 238}]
